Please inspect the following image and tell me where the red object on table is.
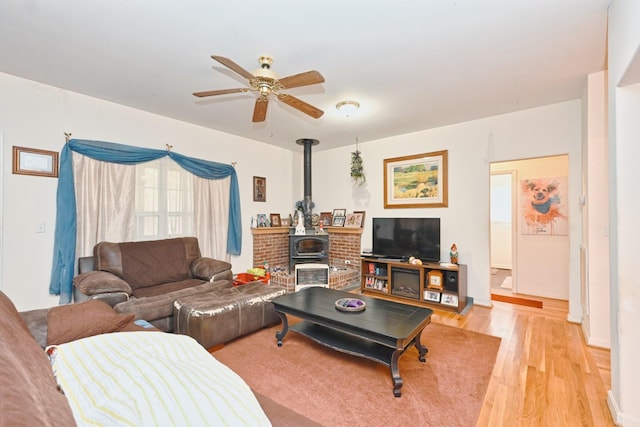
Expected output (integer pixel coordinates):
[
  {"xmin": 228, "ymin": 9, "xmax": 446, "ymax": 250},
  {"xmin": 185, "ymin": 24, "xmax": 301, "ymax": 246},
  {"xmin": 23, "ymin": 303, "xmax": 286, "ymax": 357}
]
[{"xmin": 233, "ymin": 273, "xmax": 270, "ymax": 286}]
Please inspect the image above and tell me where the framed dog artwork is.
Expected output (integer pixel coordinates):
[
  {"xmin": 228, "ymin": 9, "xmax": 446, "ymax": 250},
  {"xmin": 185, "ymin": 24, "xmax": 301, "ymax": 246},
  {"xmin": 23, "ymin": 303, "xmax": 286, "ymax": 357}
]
[{"xmin": 520, "ymin": 176, "xmax": 568, "ymax": 235}]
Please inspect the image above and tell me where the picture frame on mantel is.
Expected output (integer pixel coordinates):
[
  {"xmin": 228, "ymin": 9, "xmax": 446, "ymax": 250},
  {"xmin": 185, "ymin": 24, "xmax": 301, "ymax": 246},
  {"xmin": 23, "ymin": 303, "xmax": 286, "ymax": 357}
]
[
  {"xmin": 344, "ymin": 212, "xmax": 363, "ymax": 228},
  {"xmin": 383, "ymin": 150, "xmax": 448, "ymax": 208},
  {"xmin": 12, "ymin": 146, "xmax": 59, "ymax": 178},
  {"xmin": 253, "ymin": 176, "xmax": 266, "ymax": 202}
]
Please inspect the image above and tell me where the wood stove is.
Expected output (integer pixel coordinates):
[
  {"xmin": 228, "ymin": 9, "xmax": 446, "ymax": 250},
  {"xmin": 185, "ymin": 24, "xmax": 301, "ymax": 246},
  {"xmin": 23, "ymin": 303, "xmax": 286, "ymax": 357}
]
[{"xmin": 289, "ymin": 233, "xmax": 329, "ymax": 273}]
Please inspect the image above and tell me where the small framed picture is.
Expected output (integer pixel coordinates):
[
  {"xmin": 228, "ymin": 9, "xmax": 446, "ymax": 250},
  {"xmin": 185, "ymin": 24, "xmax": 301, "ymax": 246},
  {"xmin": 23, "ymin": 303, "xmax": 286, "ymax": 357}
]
[
  {"xmin": 441, "ymin": 293, "xmax": 459, "ymax": 307},
  {"xmin": 424, "ymin": 291, "xmax": 441, "ymax": 302},
  {"xmin": 253, "ymin": 176, "xmax": 266, "ymax": 202},
  {"xmin": 332, "ymin": 208, "xmax": 346, "ymax": 217},
  {"xmin": 319, "ymin": 212, "xmax": 333, "ymax": 226},
  {"xmin": 270, "ymin": 213, "xmax": 281, "ymax": 227},
  {"xmin": 344, "ymin": 212, "xmax": 363, "ymax": 228},
  {"xmin": 12, "ymin": 146, "xmax": 59, "ymax": 178},
  {"xmin": 281, "ymin": 216, "xmax": 291, "ymax": 226},
  {"xmin": 332, "ymin": 215, "xmax": 346, "ymax": 227},
  {"xmin": 354, "ymin": 210, "xmax": 366, "ymax": 228},
  {"xmin": 256, "ymin": 213, "xmax": 269, "ymax": 227}
]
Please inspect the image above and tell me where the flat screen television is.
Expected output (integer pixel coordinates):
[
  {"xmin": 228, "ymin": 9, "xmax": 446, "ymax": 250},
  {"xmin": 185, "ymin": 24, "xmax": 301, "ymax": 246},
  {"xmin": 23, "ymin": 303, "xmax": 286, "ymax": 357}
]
[{"xmin": 371, "ymin": 217, "xmax": 441, "ymax": 262}]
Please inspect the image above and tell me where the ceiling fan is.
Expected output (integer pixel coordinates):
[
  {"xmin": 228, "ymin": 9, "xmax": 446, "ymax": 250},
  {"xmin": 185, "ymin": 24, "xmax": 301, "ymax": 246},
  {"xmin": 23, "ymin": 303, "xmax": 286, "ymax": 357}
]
[{"xmin": 193, "ymin": 55, "xmax": 325, "ymax": 122}]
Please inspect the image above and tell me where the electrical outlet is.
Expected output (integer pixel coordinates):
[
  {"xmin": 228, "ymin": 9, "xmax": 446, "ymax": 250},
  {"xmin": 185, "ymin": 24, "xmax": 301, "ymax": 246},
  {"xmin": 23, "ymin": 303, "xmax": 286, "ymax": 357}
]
[{"xmin": 344, "ymin": 260, "xmax": 351, "ymax": 265}]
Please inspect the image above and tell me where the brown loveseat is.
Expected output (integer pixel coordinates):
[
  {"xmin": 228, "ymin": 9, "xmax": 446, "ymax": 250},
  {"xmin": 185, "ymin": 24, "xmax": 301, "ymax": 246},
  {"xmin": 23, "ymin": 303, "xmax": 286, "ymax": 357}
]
[
  {"xmin": 0, "ymin": 291, "xmax": 319, "ymax": 426},
  {"xmin": 73, "ymin": 237, "xmax": 234, "ymax": 331}
]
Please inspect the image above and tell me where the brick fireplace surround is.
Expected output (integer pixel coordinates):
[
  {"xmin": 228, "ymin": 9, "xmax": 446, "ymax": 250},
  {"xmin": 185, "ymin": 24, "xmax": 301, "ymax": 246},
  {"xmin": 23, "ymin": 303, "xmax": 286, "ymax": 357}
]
[{"xmin": 251, "ymin": 226, "xmax": 362, "ymax": 292}]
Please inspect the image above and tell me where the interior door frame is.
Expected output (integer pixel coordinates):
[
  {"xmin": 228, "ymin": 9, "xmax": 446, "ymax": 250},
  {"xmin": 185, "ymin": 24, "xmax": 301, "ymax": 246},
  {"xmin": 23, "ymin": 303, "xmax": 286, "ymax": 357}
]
[{"xmin": 490, "ymin": 168, "xmax": 518, "ymax": 294}]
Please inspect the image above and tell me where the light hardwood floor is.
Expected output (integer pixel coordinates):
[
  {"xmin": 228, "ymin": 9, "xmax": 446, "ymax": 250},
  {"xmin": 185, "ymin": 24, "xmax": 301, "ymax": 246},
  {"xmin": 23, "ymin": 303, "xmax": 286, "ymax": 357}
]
[{"xmin": 431, "ymin": 297, "xmax": 614, "ymax": 426}]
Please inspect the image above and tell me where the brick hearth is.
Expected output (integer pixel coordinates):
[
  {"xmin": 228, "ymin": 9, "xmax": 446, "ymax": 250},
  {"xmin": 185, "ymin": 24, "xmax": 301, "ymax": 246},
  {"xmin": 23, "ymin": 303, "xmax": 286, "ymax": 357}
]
[{"xmin": 251, "ymin": 226, "xmax": 363, "ymax": 291}]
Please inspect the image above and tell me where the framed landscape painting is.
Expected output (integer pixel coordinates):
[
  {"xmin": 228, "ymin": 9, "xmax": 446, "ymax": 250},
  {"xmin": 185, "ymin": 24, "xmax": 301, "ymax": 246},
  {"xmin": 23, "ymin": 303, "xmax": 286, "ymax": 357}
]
[{"xmin": 383, "ymin": 150, "xmax": 448, "ymax": 208}]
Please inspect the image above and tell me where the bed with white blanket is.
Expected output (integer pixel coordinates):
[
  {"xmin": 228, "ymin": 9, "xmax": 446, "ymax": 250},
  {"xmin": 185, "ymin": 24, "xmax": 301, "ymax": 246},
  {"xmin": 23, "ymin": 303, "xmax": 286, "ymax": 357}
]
[{"xmin": 47, "ymin": 331, "xmax": 271, "ymax": 427}]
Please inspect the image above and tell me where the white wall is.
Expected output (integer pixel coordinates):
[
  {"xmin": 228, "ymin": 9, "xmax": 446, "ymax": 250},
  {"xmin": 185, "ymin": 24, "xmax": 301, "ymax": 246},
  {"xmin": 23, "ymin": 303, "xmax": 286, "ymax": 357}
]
[
  {"xmin": 611, "ymin": 81, "xmax": 640, "ymax": 427},
  {"xmin": 311, "ymin": 100, "xmax": 583, "ymax": 317},
  {"xmin": 582, "ymin": 71, "xmax": 610, "ymax": 350},
  {"xmin": 0, "ymin": 72, "xmax": 294, "ymax": 311},
  {"xmin": 490, "ymin": 172, "xmax": 513, "ymax": 270},
  {"xmin": 608, "ymin": 1, "xmax": 640, "ymax": 424}
]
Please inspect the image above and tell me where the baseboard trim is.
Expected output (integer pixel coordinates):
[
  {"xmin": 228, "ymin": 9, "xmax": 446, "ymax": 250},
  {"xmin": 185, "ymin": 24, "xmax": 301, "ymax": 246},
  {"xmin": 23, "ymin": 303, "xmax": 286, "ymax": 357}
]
[{"xmin": 491, "ymin": 293, "xmax": 543, "ymax": 308}]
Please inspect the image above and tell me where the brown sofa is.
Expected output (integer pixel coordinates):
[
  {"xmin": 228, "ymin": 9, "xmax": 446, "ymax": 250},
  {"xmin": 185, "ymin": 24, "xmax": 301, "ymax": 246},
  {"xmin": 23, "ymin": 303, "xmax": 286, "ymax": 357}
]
[
  {"xmin": 73, "ymin": 237, "xmax": 234, "ymax": 331},
  {"xmin": 0, "ymin": 291, "xmax": 319, "ymax": 426}
]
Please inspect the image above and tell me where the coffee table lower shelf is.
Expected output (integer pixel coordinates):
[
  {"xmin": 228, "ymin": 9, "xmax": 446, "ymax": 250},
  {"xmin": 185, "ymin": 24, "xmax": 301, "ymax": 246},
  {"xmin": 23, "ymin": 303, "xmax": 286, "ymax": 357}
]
[{"xmin": 281, "ymin": 320, "xmax": 427, "ymax": 397}]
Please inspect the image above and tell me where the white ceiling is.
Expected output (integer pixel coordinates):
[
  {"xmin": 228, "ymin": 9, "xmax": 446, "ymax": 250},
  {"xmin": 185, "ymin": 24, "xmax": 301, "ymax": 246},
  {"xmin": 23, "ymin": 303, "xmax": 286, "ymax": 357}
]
[{"xmin": 0, "ymin": 1, "xmax": 609, "ymax": 152}]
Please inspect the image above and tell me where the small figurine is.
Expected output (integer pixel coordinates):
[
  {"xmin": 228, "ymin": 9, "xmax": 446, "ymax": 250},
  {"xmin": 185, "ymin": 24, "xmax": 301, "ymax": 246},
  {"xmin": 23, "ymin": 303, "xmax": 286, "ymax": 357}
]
[
  {"xmin": 295, "ymin": 211, "xmax": 306, "ymax": 235},
  {"xmin": 450, "ymin": 243, "xmax": 459, "ymax": 264}
]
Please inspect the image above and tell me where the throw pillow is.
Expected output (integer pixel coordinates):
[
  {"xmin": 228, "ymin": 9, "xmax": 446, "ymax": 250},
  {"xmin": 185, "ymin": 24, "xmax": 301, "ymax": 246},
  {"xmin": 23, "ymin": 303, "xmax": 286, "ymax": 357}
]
[{"xmin": 47, "ymin": 299, "xmax": 135, "ymax": 346}]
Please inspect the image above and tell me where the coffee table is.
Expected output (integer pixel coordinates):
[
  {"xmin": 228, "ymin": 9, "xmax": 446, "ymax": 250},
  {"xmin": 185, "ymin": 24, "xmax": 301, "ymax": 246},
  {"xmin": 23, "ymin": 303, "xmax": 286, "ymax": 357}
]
[{"xmin": 272, "ymin": 287, "xmax": 433, "ymax": 397}]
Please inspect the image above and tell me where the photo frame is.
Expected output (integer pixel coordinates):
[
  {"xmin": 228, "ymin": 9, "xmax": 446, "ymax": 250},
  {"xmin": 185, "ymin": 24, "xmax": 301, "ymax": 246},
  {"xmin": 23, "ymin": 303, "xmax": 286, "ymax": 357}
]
[
  {"xmin": 332, "ymin": 208, "xmax": 346, "ymax": 217},
  {"xmin": 424, "ymin": 291, "xmax": 441, "ymax": 302},
  {"xmin": 256, "ymin": 213, "xmax": 269, "ymax": 227},
  {"xmin": 270, "ymin": 213, "xmax": 281, "ymax": 227},
  {"xmin": 353, "ymin": 210, "xmax": 366, "ymax": 228},
  {"xmin": 344, "ymin": 212, "xmax": 363, "ymax": 228},
  {"xmin": 319, "ymin": 212, "xmax": 333, "ymax": 226},
  {"xmin": 12, "ymin": 146, "xmax": 59, "ymax": 178},
  {"xmin": 383, "ymin": 150, "xmax": 448, "ymax": 208},
  {"xmin": 280, "ymin": 216, "xmax": 291, "ymax": 227},
  {"xmin": 332, "ymin": 215, "xmax": 346, "ymax": 227},
  {"xmin": 253, "ymin": 176, "xmax": 266, "ymax": 202},
  {"xmin": 440, "ymin": 293, "xmax": 459, "ymax": 307}
]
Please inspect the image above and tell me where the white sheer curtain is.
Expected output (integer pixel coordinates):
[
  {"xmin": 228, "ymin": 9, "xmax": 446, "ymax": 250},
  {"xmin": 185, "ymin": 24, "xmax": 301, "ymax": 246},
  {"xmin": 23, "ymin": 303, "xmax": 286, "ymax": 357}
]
[
  {"xmin": 72, "ymin": 152, "xmax": 230, "ymax": 264},
  {"xmin": 73, "ymin": 152, "xmax": 136, "ymax": 260},
  {"xmin": 194, "ymin": 175, "xmax": 230, "ymax": 261}
]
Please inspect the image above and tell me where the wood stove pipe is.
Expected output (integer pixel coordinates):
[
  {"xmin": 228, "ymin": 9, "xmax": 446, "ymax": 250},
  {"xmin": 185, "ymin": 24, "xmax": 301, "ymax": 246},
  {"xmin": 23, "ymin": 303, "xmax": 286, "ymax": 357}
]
[{"xmin": 296, "ymin": 138, "xmax": 319, "ymax": 228}]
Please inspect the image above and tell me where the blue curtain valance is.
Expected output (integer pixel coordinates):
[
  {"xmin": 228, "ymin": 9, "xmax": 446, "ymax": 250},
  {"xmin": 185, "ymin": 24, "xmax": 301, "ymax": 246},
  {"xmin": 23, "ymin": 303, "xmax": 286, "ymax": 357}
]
[{"xmin": 49, "ymin": 139, "xmax": 242, "ymax": 304}]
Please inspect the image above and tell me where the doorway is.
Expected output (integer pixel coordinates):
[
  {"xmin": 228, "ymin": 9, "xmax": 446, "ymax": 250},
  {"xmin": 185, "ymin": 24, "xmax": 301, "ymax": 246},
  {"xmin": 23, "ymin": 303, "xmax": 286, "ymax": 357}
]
[
  {"xmin": 490, "ymin": 156, "xmax": 570, "ymax": 303},
  {"xmin": 490, "ymin": 171, "xmax": 515, "ymax": 295}
]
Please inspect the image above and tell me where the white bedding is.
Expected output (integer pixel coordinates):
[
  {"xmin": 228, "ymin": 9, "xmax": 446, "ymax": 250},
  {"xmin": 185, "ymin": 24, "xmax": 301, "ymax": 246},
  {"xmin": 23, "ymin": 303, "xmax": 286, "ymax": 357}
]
[{"xmin": 47, "ymin": 331, "xmax": 271, "ymax": 427}]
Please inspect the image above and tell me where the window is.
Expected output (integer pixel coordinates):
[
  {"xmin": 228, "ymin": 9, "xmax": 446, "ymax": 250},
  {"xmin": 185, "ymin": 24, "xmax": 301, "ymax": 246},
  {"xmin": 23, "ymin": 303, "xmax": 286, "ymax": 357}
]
[{"xmin": 135, "ymin": 157, "xmax": 193, "ymax": 240}]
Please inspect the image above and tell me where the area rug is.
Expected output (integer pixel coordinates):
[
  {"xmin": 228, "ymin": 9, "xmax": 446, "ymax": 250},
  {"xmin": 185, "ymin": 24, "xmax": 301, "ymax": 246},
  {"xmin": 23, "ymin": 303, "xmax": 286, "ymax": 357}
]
[{"xmin": 214, "ymin": 322, "xmax": 501, "ymax": 426}]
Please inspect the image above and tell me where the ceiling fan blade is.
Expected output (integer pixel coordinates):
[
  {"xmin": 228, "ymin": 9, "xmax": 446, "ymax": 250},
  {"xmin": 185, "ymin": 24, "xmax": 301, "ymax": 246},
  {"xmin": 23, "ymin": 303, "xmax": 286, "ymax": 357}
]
[
  {"xmin": 277, "ymin": 94, "xmax": 324, "ymax": 119},
  {"xmin": 211, "ymin": 55, "xmax": 255, "ymax": 80},
  {"xmin": 278, "ymin": 70, "xmax": 325, "ymax": 89},
  {"xmin": 252, "ymin": 97, "xmax": 269, "ymax": 122},
  {"xmin": 193, "ymin": 88, "xmax": 247, "ymax": 97}
]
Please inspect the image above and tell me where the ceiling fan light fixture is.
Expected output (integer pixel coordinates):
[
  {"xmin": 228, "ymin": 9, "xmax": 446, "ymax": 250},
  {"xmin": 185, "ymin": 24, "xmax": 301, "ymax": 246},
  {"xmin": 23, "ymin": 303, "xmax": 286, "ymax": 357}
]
[{"xmin": 336, "ymin": 100, "xmax": 360, "ymax": 117}]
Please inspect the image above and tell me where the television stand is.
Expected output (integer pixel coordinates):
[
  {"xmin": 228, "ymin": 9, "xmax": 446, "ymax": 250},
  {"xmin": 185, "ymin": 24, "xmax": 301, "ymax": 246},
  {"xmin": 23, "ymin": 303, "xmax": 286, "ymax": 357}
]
[{"xmin": 361, "ymin": 257, "xmax": 467, "ymax": 313}]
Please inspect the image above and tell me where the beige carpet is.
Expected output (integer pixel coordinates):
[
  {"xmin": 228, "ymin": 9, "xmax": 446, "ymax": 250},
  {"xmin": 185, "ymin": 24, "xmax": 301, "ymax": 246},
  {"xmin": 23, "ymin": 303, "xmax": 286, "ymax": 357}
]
[{"xmin": 214, "ymin": 322, "xmax": 501, "ymax": 426}]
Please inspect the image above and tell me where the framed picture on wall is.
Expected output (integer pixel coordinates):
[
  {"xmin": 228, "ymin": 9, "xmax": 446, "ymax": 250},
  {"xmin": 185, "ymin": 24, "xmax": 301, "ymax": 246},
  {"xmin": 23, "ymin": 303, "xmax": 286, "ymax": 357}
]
[
  {"xmin": 253, "ymin": 176, "xmax": 266, "ymax": 202},
  {"xmin": 12, "ymin": 146, "xmax": 59, "ymax": 178},
  {"xmin": 383, "ymin": 150, "xmax": 448, "ymax": 208}
]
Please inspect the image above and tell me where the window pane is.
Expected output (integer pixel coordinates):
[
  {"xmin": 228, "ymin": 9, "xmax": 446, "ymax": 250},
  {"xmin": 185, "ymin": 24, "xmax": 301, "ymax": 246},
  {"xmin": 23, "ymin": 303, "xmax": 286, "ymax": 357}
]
[{"xmin": 134, "ymin": 157, "xmax": 193, "ymax": 240}]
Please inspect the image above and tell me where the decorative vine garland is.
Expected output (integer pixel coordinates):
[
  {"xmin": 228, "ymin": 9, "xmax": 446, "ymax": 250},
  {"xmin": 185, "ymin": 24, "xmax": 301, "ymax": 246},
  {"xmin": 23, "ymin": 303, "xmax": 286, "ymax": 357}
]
[{"xmin": 350, "ymin": 150, "xmax": 366, "ymax": 186}]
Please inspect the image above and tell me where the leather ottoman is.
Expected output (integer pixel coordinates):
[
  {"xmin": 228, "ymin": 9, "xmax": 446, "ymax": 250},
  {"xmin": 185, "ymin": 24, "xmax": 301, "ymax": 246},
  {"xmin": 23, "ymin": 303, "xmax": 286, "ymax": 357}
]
[{"xmin": 173, "ymin": 281, "xmax": 286, "ymax": 349}]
